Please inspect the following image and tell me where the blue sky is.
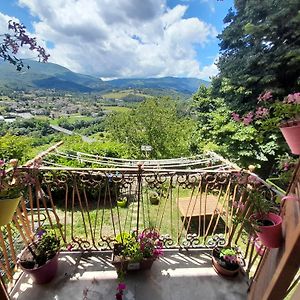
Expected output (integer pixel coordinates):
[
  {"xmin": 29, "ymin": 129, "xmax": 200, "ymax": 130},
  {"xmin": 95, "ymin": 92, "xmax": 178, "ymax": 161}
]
[{"xmin": 0, "ymin": 0, "xmax": 234, "ymax": 80}]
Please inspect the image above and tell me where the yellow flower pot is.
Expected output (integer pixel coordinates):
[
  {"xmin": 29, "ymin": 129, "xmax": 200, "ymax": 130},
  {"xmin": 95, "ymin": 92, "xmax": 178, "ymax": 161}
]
[{"xmin": 0, "ymin": 195, "xmax": 22, "ymax": 226}]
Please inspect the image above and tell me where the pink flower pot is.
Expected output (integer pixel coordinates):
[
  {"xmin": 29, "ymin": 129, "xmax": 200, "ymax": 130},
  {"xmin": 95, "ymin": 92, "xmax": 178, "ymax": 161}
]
[
  {"xmin": 252, "ymin": 212, "xmax": 283, "ymax": 248},
  {"xmin": 19, "ymin": 251, "xmax": 59, "ymax": 284},
  {"xmin": 280, "ymin": 122, "xmax": 300, "ymax": 154}
]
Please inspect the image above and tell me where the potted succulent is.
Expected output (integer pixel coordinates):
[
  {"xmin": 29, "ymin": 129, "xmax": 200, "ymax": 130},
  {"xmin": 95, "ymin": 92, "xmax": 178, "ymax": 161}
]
[
  {"xmin": 18, "ymin": 228, "xmax": 61, "ymax": 284},
  {"xmin": 0, "ymin": 159, "xmax": 25, "ymax": 226},
  {"xmin": 212, "ymin": 247, "xmax": 240, "ymax": 277}
]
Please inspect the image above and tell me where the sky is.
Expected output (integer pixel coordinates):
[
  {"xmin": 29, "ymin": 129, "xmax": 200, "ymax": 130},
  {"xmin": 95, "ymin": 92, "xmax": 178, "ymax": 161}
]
[{"xmin": 0, "ymin": 0, "xmax": 234, "ymax": 80}]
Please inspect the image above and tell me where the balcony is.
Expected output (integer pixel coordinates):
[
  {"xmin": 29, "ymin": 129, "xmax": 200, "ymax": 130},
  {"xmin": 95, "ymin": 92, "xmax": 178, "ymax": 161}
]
[{"xmin": 1, "ymin": 150, "xmax": 299, "ymax": 300}]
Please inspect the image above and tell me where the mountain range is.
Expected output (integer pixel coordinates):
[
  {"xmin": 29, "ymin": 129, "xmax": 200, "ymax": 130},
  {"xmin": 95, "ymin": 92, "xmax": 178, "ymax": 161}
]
[{"xmin": 0, "ymin": 60, "xmax": 209, "ymax": 94}]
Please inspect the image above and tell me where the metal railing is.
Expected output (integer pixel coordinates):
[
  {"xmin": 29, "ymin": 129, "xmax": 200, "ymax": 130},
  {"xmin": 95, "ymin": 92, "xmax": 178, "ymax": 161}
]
[{"xmin": 0, "ymin": 165, "xmax": 276, "ymax": 285}]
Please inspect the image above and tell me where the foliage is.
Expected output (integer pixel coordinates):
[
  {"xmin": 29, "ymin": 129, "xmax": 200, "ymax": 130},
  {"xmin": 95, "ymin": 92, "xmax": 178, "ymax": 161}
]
[
  {"xmin": 0, "ymin": 133, "xmax": 31, "ymax": 162},
  {"xmin": 20, "ymin": 228, "xmax": 60, "ymax": 268},
  {"xmin": 0, "ymin": 158, "xmax": 37, "ymax": 199},
  {"xmin": 215, "ymin": 0, "xmax": 300, "ymax": 109},
  {"xmin": 191, "ymin": 86, "xmax": 283, "ymax": 175},
  {"xmin": 106, "ymin": 97, "xmax": 195, "ymax": 159},
  {"xmin": 115, "ymin": 229, "xmax": 163, "ymax": 262},
  {"xmin": 219, "ymin": 247, "xmax": 238, "ymax": 264},
  {"xmin": 0, "ymin": 21, "xmax": 49, "ymax": 71}
]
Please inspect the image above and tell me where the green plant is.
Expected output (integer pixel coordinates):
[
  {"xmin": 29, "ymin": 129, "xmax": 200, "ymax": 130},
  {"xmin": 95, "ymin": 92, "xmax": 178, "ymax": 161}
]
[
  {"xmin": 19, "ymin": 228, "xmax": 61, "ymax": 269},
  {"xmin": 219, "ymin": 247, "xmax": 238, "ymax": 265}
]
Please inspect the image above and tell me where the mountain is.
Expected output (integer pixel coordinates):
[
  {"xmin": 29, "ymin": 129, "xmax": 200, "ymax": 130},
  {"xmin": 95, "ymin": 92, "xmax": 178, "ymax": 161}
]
[{"xmin": 0, "ymin": 60, "xmax": 209, "ymax": 94}]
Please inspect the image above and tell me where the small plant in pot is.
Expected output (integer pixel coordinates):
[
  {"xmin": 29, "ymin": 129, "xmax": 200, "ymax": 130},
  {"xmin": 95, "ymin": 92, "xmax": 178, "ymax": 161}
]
[
  {"xmin": 0, "ymin": 159, "xmax": 34, "ymax": 226},
  {"xmin": 19, "ymin": 228, "xmax": 61, "ymax": 284},
  {"xmin": 112, "ymin": 228, "xmax": 163, "ymax": 299},
  {"xmin": 117, "ymin": 196, "xmax": 128, "ymax": 208},
  {"xmin": 212, "ymin": 247, "xmax": 240, "ymax": 277},
  {"xmin": 248, "ymin": 190, "xmax": 283, "ymax": 249}
]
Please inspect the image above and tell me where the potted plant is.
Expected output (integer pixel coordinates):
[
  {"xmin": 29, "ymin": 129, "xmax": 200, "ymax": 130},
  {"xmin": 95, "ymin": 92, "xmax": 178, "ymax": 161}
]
[
  {"xmin": 212, "ymin": 247, "xmax": 240, "ymax": 277},
  {"xmin": 112, "ymin": 228, "xmax": 163, "ymax": 273},
  {"xmin": 117, "ymin": 196, "xmax": 128, "ymax": 208},
  {"xmin": 112, "ymin": 228, "xmax": 163, "ymax": 299},
  {"xmin": 18, "ymin": 228, "xmax": 61, "ymax": 284},
  {"xmin": 0, "ymin": 159, "xmax": 24, "ymax": 226},
  {"xmin": 248, "ymin": 190, "xmax": 283, "ymax": 248},
  {"xmin": 148, "ymin": 190, "xmax": 159, "ymax": 205}
]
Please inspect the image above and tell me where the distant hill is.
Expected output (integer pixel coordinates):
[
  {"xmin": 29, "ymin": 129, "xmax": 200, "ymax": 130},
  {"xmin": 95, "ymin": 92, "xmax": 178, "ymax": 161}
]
[{"xmin": 0, "ymin": 60, "xmax": 210, "ymax": 94}]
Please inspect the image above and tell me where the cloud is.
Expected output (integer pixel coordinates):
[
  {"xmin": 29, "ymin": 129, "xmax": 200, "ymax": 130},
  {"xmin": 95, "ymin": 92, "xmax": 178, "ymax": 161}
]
[{"xmin": 15, "ymin": 0, "xmax": 217, "ymax": 79}]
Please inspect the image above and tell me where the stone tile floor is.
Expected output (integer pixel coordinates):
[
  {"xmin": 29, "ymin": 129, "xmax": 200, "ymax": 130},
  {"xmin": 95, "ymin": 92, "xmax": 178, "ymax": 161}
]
[{"xmin": 10, "ymin": 249, "xmax": 249, "ymax": 300}]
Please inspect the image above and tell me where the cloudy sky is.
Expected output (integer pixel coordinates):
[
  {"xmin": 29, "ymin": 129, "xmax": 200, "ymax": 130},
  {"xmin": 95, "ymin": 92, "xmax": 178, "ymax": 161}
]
[{"xmin": 0, "ymin": 0, "xmax": 234, "ymax": 80}]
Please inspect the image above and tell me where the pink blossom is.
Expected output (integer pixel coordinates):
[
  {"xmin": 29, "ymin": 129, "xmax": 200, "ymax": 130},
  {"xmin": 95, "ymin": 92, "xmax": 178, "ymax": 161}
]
[
  {"xmin": 255, "ymin": 107, "xmax": 269, "ymax": 119},
  {"xmin": 67, "ymin": 244, "xmax": 73, "ymax": 251},
  {"xmin": 242, "ymin": 111, "xmax": 254, "ymax": 125},
  {"xmin": 285, "ymin": 92, "xmax": 300, "ymax": 104},
  {"xmin": 0, "ymin": 160, "xmax": 5, "ymax": 167},
  {"xmin": 232, "ymin": 112, "xmax": 241, "ymax": 122},
  {"xmin": 117, "ymin": 283, "xmax": 126, "ymax": 291},
  {"xmin": 258, "ymin": 91, "xmax": 273, "ymax": 102}
]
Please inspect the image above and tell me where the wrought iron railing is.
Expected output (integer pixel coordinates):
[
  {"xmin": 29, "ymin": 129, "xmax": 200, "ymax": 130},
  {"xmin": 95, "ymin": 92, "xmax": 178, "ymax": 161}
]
[{"xmin": 0, "ymin": 165, "xmax": 276, "ymax": 286}]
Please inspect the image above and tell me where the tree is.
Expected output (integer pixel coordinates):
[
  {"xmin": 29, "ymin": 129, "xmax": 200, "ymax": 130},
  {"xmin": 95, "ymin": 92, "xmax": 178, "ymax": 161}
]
[
  {"xmin": 215, "ymin": 0, "xmax": 300, "ymax": 110},
  {"xmin": 191, "ymin": 86, "xmax": 283, "ymax": 177},
  {"xmin": 106, "ymin": 97, "xmax": 195, "ymax": 159},
  {"xmin": 0, "ymin": 21, "xmax": 49, "ymax": 71}
]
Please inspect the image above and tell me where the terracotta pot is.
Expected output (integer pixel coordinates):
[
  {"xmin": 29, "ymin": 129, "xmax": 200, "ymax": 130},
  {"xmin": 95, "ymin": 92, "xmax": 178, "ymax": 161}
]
[
  {"xmin": 19, "ymin": 250, "xmax": 59, "ymax": 284},
  {"xmin": 252, "ymin": 212, "xmax": 282, "ymax": 248},
  {"xmin": 211, "ymin": 249, "xmax": 240, "ymax": 277},
  {"xmin": 280, "ymin": 122, "xmax": 300, "ymax": 154},
  {"xmin": 0, "ymin": 195, "xmax": 22, "ymax": 226}
]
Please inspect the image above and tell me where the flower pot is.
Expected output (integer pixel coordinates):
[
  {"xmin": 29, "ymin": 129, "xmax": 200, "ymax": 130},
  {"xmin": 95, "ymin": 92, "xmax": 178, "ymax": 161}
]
[
  {"xmin": 211, "ymin": 248, "xmax": 240, "ymax": 277},
  {"xmin": 117, "ymin": 199, "xmax": 127, "ymax": 208},
  {"xmin": 252, "ymin": 212, "xmax": 282, "ymax": 248},
  {"xmin": 0, "ymin": 195, "xmax": 21, "ymax": 226},
  {"xmin": 19, "ymin": 248, "xmax": 59, "ymax": 284},
  {"xmin": 280, "ymin": 122, "xmax": 300, "ymax": 154},
  {"xmin": 111, "ymin": 244, "xmax": 155, "ymax": 273}
]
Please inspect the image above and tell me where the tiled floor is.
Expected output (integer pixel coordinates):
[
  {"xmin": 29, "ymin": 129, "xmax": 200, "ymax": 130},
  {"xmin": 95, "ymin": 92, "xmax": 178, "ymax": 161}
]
[{"xmin": 10, "ymin": 249, "xmax": 249, "ymax": 300}]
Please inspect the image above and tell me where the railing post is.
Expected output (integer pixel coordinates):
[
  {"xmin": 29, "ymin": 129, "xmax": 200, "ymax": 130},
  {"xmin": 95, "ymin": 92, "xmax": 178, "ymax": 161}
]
[
  {"xmin": 0, "ymin": 277, "xmax": 9, "ymax": 300},
  {"xmin": 136, "ymin": 162, "xmax": 144, "ymax": 235}
]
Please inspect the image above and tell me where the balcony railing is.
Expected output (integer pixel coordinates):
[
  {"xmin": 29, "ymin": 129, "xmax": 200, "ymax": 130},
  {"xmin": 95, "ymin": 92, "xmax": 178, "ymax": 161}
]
[{"xmin": 0, "ymin": 164, "xmax": 277, "ymax": 293}]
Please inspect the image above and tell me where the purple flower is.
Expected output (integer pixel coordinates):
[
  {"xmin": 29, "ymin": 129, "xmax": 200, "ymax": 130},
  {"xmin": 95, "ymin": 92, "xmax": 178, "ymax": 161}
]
[
  {"xmin": 258, "ymin": 91, "xmax": 272, "ymax": 102},
  {"xmin": 117, "ymin": 283, "xmax": 126, "ymax": 291},
  {"xmin": 285, "ymin": 92, "xmax": 300, "ymax": 104},
  {"xmin": 0, "ymin": 160, "xmax": 5, "ymax": 167},
  {"xmin": 231, "ymin": 112, "xmax": 240, "ymax": 122},
  {"xmin": 242, "ymin": 111, "xmax": 254, "ymax": 125},
  {"xmin": 255, "ymin": 107, "xmax": 269, "ymax": 119},
  {"xmin": 36, "ymin": 228, "xmax": 46, "ymax": 238}
]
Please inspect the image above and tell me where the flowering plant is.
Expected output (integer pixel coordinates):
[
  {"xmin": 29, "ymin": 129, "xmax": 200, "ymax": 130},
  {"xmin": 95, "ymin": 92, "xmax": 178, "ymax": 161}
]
[
  {"xmin": 0, "ymin": 159, "xmax": 28, "ymax": 199},
  {"xmin": 219, "ymin": 248, "xmax": 239, "ymax": 265},
  {"xmin": 0, "ymin": 20, "xmax": 49, "ymax": 71},
  {"xmin": 232, "ymin": 91, "xmax": 300, "ymax": 128},
  {"xmin": 19, "ymin": 228, "xmax": 61, "ymax": 269},
  {"xmin": 113, "ymin": 228, "xmax": 163, "ymax": 300}
]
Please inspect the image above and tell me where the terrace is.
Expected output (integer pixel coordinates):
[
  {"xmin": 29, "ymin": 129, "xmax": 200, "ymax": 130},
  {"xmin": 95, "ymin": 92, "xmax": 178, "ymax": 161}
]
[{"xmin": 0, "ymin": 145, "xmax": 299, "ymax": 300}]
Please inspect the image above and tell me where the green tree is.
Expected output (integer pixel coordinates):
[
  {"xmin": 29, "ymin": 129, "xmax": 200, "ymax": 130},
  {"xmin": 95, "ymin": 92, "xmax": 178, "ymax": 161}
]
[
  {"xmin": 106, "ymin": 97, "xmax": 195, "ymax": 159},
  {"xmin": 215, "ymin": 0, "xmax": 300, "ymax": 109}
]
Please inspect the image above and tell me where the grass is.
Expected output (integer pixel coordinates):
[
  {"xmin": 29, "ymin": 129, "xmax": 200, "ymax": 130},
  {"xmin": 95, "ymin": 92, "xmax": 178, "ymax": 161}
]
[{"xmin": 102, "ymin": 106, "xmax": 131, "ymax": 113}]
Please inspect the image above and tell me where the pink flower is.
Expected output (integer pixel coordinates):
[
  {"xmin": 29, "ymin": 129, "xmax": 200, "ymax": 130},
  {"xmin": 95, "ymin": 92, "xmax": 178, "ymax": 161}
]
[
  {"xmin": 0, "ymin": 160, "xmax": 4, "ymax": 167},
  {"xmin": 231, "ymin": 112, "xmax": 240, "ymax": 122},
  {"xmin": 255, "ymin": 107, "xmax": 269, "ymax": 119},
  {"xmin": 285, "ymin": 92, "xmax": 300, "ymax": 104},
  {"xmin": 67, "ymin": 244, "xmax": 73, "ymax": 251},
  {"xmin": 258, "ymin": 91, "xmax": 272, "ymax": 102},
  {"xmin": 117, "ymin": 283, "xmax": 126, "ymax": 291},
  {"xmin": 242, "ymin": 111, "xmax": 254, "ymax": 125}
]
